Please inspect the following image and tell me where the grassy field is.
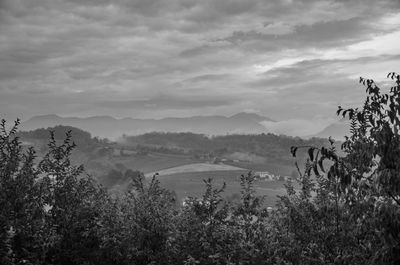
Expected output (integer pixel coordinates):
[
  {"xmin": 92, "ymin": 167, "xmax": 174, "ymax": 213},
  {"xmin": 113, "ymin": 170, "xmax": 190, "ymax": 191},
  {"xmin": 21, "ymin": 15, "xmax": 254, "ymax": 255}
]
[
  {"xmin": 83, "ymin": 151, "xmax": 294, "ymax": 207},
  {"xmin": 224, "ymin": 159, "xmax": 296, "ymax": 177},
  {"xmin": 145, "ymin": 163, "xmax": 246, "ymax": 177},
  {"xmin": 90, "ymin": 153, "xmax": 198, "ymax": 174},
  {"xmin": 158, "ymin": 170, "xmax": 288, "ymax": 207}
]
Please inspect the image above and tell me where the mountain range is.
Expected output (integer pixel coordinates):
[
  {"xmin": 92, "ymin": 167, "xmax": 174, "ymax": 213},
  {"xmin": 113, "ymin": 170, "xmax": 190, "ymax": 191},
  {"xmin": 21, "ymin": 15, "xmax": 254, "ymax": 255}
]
[
  {"xmin": 20, "ymin": 113, "xmax": 351, "ymax": 140},
  {"xmin": 313, "ymin": 118, "xmax": 350, "ymax": 140},
  {"xmin": 20, "ymin": 113, "xmax": 275, "ymax": 140}
]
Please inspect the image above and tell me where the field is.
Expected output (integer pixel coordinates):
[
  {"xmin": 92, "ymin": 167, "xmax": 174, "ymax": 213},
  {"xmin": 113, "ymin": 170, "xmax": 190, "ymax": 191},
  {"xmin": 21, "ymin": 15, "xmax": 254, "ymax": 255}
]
[
  {"xmin": 21, "ymin": 137, "xmax": 295, "ymax": 208},
  {"xmin": 158, "ymin": 170, "xmax": 288, "ymax": 207},
  {"xmin": 223, "ymin": 159, "xmax": 296, "ymax": 177},
  {"xmin": 87, "ymin": 152, "xmax": 199, "ymax": 175},
  {"xmin": 85, "ymin": 152, "xmax": 291, "ymax": 207},
  {"xmin": 145, "ymin": 162, "xmax": 246, "ymax": 177}
]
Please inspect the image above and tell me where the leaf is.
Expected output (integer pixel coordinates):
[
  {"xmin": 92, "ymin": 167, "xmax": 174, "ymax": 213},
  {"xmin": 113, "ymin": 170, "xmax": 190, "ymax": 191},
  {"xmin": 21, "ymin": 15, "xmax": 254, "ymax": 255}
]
[
  {"xmin": 389, "ymin": 111, "xmax": 395, "ymax": 124},
  {"xmin": 369, "ymin": 115, "xmax": 375, "ymax": 127},
  {"xmin": 313, "ymin": 164, "xmax": 319, "ymax": 176},
  {"xmin": 336, "ymin": 106, "xmax": 342, "ymax": 116},
  {"xmin": 349, "ymin": 110, "xmax": 354, "ymax": 119},
  {"xmin": 327, "ymin": 169, "xmax": 333, "ymax": 180},
  {"xmin": 305, "ymin": 165, "xmax": 312, "ymax": 176},
  {"xmin": 318, "ymin": 159, "xmax": 325, "ymax": 173},
  {"xmin": 290, "ymin": 146, "xmax": 298, "ymax": 157},
  {"xmin": 308, "ymin": 148, "xmax": 314, "ymax": 161}
]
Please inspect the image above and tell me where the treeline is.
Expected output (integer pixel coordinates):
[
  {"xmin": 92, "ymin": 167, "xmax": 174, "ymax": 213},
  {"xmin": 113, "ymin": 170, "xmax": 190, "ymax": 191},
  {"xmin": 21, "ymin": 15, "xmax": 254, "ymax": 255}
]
[
  {"xmin": 17, "ymin": 126, "xmax": 117, "ymax": 165},
  {"xmin": 122, "ymin": 132, "xmax": 331, "ymax": 161},
  {"xmin": 17, "ymin": 125, "xmax": 109, "ymax": 153},
  {"xmin": 1, "ymin": 73, "xmax": 400, "ymax": 265}
]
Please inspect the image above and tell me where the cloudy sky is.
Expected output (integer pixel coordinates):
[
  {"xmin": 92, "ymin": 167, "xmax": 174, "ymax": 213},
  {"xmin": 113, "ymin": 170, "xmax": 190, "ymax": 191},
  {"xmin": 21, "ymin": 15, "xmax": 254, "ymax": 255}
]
[{"xmin": 0, "ymin": 0, "xmax": 399, "ymax": 135}]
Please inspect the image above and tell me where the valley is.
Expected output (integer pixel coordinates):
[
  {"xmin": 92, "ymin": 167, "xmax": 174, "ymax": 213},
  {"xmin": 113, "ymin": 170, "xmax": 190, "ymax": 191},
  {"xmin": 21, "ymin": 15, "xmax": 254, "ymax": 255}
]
[{"xmin": 17, "ymin": 125, "xmax": 336, "ymax": 206}]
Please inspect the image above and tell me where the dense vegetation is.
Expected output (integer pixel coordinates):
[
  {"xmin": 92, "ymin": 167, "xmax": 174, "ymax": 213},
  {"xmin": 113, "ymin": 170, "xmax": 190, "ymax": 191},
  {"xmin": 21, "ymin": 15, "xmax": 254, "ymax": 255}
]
[
  {"xmin": 121, "ymin": 131, "xmax": 331, "ymax": 163},
  {"xmin": 1, "ymin": 73, "xmax": 400, "ymax": 265},
  {"xmin": 17, "ymin": 125, "xmax": 110, "ymax": 155},
  {"xmin": 17, "ymin": 123, "xmax": 333, "ymax": 193}
]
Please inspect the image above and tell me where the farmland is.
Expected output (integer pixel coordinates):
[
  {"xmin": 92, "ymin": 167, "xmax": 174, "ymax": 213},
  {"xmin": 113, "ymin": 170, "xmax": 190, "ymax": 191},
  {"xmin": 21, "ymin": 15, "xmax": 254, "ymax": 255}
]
[
  {"xmin": 17, "ymin": 127, "xmax": 300, "ymax": 205},
  {"xmin": 157, "ymin": 170, "xmax": 288, "ymax": 207},
  {"xmin": 144, "ymin": 162, "xmax": 246, "ymax": 177},
  {"xmin": 97, "ymin": 152, "xmax": 196, "ymax": 174}
]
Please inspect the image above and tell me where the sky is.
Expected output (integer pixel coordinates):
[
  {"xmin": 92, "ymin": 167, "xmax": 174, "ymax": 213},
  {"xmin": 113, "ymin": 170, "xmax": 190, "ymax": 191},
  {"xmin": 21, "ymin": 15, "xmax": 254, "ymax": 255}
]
[{"xmin": 0, "ymin": 0, "xmax": 399, "ymax": 136}]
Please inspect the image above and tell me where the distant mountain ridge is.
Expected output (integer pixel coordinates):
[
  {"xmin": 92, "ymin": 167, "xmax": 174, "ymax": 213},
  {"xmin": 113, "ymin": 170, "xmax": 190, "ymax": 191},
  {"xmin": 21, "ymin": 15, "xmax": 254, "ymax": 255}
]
[
  {"xmin": 313, "ymin": 118, "xmax": 351, "ymax": 140},
  {"xmin": 21, "ymin": 112, "xmax": 275, "ymax": 140},
  {"xmin": 229, "ymin": 112, "xmax": 275, "ymax": 122}
]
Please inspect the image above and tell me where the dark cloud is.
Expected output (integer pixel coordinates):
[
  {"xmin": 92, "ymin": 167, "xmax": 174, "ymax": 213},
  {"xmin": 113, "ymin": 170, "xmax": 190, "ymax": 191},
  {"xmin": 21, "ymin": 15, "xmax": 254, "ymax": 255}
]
[
  {"xmin": 183, "ymin": 74, "xmax": 233, "ymax": 83},
  {"xmin": 252, "ymin": 55, "xmax": 400, "ymax": 88},
  {"xmin": 218, "ymin": 17, "xmax": 377, "ymax": 53},
  {"xmin": 246, "ymin": 55, "xmax": 400, "ymax": 120},
  {"xmin": 64, "ymin": 0, "xmax": 112, "ymax": 6}
]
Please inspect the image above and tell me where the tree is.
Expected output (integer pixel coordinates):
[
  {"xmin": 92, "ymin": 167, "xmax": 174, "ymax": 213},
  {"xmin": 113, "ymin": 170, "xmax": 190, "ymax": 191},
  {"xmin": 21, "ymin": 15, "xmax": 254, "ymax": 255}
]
[
  {"xmin": 1, "ymin": 71, "xmax": 399, "ymax": 265},
  {"xmin": 0, "ymin": 120, "xmax": 108, "ymax": 265},
  {"xmin": 173, "ymin": 178, "xmax": 234, "ymax": 264},
  {"xmin": 286, "ymin": 72, "xmax": 400, "ymax": 264},
  {"xmin": 99, "ymin": 173, "xmax": 177, "ymax": 265},
  {"xmin": 38, "ymin": 131, "xmax": 108, "ymax": 265},
  {"xmin": 0, "ymin": 119, "xmax": 51, "ymax": 264}
]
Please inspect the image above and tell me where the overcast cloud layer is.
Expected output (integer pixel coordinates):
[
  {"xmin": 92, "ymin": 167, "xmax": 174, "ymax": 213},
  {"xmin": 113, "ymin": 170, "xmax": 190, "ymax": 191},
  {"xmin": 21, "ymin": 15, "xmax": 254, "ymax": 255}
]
[{"xmin": 0, "ymin": 0, "xmax": 399, "ymax": 135}]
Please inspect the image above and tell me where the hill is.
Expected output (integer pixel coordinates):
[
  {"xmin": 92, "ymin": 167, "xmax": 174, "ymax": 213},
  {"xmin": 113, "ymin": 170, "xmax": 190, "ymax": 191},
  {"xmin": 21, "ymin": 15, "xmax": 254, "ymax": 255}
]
[
  {"xmin": 15, "ymin": 124, "xmax": 343, "ymax": 210},
  {"xmin": 17, "ymin": 125, "xmax": 109, "ymax": 152},
  {"xmin": 313, "ymin": 118, "xmax": 350, "ymax": 140},
  {"xmin": 17, "ymin": 126, "xmax": 337, "ymax": 199},
  {"xmin": 20, "ymin": 112, "xmax": 275, "ymax": 140},
  {"xmin": 120, "ymin": 132, "xmax": 336, "ymax": 176}
]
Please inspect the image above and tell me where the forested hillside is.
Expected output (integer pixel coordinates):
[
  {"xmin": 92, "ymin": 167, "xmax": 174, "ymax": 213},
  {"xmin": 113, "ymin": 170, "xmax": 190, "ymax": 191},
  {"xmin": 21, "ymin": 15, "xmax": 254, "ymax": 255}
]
[
  {"xmin": 1, "ymin": 73, "xmax": 400, "ymax": 265},
  {"xmin": 122, "ymin": 132, "xmax": 333, "ymax": 164},
  {"xmin": 20, "ymin": 112, "xmax": 274, "ymax": 140},
  {"xmin": 17, "ymin": 125, "xmax": 109, "ymax": 153},
  {"xmin": 16, "ymin": 125, "xmax": 336, "ymax": 195}
]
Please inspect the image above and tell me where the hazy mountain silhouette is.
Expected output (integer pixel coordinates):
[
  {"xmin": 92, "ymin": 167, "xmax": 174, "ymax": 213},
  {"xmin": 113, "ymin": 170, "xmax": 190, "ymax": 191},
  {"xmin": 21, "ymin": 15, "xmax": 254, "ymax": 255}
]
[
  {"xmin": 313, "ymin": 118, "xmax": 350, "ymax": 140},
  {"xmin": 229, "ymin": 112, "xmax": 275, "ymax": 122},
  {"xmin": 21, "ymin": 113, "xmax": 275, "ymax": 140}
]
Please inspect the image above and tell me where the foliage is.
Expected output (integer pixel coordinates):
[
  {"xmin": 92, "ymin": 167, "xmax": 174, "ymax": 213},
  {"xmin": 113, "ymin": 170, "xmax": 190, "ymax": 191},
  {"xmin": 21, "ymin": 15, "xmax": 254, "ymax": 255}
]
[
  {"xmin": 122, "ymin": 131, "xmax": 331, "ymax": 167},
  {"xmin": 286, "ymin": 72, "xmax": 400, "ymax": 264},
  {"xmin": 99, "ymin": 173, "xmax": 177, "ymax": 265},
  {"xmin": 0, "ymin": 121, "xmax": 107, "ymax": 265},
  {"xmin": 17, "ymin": 125, "xmax": 107, "ymax": 154},
  {"xmin": 1, "ymin": 72, "xmax": 400, "ymax": 264}
]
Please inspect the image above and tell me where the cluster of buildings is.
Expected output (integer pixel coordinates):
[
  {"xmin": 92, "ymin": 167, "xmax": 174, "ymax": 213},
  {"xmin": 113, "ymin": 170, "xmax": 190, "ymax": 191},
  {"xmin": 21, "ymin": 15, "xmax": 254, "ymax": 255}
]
[
  {"xmin": 212, "ymin": 157, "xmax": 242, "ymax": 164},
  {"xmin": 254, "ymin": 171, "xmax": 291, "ymax": 182}
]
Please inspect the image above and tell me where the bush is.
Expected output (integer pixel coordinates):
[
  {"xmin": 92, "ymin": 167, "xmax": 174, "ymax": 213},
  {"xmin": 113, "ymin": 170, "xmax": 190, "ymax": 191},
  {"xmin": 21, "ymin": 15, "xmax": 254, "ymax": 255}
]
[{"xmin": 1, "ymin": 72, "xmax": 399, "ymax": 264}]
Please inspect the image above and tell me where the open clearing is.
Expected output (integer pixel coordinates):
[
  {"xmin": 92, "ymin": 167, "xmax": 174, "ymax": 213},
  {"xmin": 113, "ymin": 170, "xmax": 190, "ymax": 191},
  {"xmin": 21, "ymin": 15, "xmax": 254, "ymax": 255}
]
[
  {"xmin": 88, "ymin": 153, "xmax": 291, "ymax": 207},
  {"xmin": 145, "ymin": 162, "xmax": 247, "ymax": 177},
  {"xmin": 90, "ymin": 153, "xmax": 197, "ymax": 174}
]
